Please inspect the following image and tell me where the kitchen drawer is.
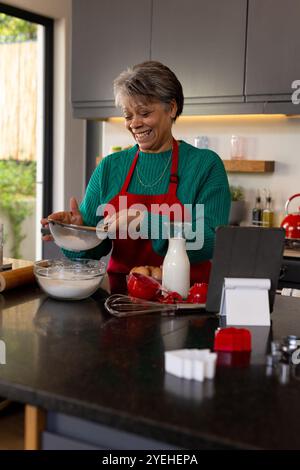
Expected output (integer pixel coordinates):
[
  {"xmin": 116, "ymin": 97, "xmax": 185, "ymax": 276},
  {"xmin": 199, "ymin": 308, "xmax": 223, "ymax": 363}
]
[
  {"xmin": 42, "ymin": 431, "xmax": 103, "ymax": 450},
  {"xmin": 46, "ymin": 411, "xmax": 180, "ymax": 450}
]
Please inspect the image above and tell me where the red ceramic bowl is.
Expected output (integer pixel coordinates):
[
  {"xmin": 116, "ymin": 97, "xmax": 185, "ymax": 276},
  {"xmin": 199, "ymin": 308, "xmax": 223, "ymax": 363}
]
[
  {"xmin": 127, "ymin": 273, "xmax": 161, "ymax": 300},
  {"xmin": 187, "ymin": 283, "xmax": 208, "ymax": 303}
]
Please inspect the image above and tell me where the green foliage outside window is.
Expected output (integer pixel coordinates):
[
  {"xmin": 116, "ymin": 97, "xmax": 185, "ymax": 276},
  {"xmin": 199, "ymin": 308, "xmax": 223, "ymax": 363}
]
[
  {"xmin": 0, "ymin": 14, "xmax": 37, "ymax": 257},
  {"xmin": 0, "ymin": 13, "xmax": 37, "ymax": 43},
  {"xmin": 0, "ymin": 159, "xmax": 36, "ymax": 258}
]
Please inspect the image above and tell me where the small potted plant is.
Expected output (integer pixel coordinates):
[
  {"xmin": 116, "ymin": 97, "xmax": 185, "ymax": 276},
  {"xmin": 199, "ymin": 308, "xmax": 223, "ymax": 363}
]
[{"xmin": 229, "ymin": 185, "xmax": 245, "ymax": 225}]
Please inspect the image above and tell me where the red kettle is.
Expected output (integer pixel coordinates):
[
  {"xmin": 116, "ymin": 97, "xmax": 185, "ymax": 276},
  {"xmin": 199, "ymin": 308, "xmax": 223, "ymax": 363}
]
[{"xmin": 280, "ymin": 193, "xmax": 300, "ymax": 239}]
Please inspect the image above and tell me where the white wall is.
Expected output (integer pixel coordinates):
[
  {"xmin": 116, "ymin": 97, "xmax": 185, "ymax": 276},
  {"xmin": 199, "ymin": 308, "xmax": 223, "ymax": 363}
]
[
  {"xmin": 102, "ymin": 115, "xmax": 300, "ymax": 226},
  {"xmin": 2, "ymin": 0, "xmax": 86, "ymax": 211}
]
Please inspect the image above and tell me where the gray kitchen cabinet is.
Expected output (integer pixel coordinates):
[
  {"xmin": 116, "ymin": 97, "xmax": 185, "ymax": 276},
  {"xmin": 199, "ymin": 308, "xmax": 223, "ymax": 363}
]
[
  {"xmin": 278, "ymin": 257, "xmax": 300, "ymax": 290},
  {"xmin": 72, "ymin": 0, "xmax": 152, "ymax": 118},
  {"xmin": 72, "ymin": 0, "xmax": 300, "ymax": 118},
  {"xmin": 151, "ymin": 0, "xmax": 247, "ymax": 103},
  {"xmin": 245, "ymin": 0, "xmax": 300, "ymax": 102}
]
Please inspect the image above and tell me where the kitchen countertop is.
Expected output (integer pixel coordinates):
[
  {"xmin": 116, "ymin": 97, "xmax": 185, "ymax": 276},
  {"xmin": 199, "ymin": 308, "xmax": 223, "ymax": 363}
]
[
  {"xmin": 1, "ymin": 257, "xmax": 33, "ymax": 270},
  {"xmin": 1, "ymin": 276, "xmax": 300, "ymax": 449},
  {"xmin": 284, "ymin": 248, "xmax": 300, "ymax": 259}
]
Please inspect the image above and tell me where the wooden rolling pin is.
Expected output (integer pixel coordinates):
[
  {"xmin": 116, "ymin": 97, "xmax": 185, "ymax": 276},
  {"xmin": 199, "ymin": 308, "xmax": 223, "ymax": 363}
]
[{"xmin": 0, "ymin": 265, "xmax": 36, "ymax": 292}]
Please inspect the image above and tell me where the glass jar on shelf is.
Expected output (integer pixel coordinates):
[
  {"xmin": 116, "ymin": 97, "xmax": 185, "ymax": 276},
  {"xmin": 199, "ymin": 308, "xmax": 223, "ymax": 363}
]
[
  {"xmin": 230, "ymin": 135, "xmax": 245, "ymax": 160},
  {"xmin": 194, "ymin": 136, "xmax": 209, "ymax": 149}
]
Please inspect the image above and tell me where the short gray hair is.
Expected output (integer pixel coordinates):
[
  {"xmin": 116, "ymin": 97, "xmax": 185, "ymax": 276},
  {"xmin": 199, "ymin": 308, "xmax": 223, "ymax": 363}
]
[{"xmin": 113, "ymin": 61, "xmax": 184, "ymax": 120}]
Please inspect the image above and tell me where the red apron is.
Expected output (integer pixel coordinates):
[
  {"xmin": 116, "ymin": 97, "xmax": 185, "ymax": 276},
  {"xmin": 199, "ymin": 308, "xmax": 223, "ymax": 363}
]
[{"xmin": 104, "ymin": 139, "xmax": 211, "ymax": 284}]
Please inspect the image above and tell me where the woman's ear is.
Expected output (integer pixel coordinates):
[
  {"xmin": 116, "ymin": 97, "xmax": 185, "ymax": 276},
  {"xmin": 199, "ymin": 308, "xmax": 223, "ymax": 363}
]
[{"xmin": 169, "ymin": 99, "xmax": 178, "ymax": 120}]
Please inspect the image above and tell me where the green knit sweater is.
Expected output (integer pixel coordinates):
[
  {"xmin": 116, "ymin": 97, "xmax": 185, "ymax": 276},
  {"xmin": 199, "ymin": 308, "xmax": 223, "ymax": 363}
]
[{"xmin": 63, "ymin": 140, "xmax": 230, "ymax": 263}]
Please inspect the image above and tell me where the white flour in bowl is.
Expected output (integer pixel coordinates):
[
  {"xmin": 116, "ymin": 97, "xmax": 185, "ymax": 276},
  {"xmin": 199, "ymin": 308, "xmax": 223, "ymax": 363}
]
[{"xmin": 36, "ymin": 272, "xmax": 102, "ymax": 300}]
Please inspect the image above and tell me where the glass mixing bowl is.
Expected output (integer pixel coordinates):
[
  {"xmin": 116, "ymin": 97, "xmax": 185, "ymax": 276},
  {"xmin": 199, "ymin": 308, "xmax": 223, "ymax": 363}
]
[{"xmin": 34, "ymin": 258, "xmax": 106, "ymax": 300}]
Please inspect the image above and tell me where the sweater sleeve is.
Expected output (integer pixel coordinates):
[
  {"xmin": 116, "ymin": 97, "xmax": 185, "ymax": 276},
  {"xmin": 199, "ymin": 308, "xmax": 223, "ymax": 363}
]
[
  {"xmin": 62, "ymin": 161, "xmax": 112, "ymax": 260},
  {"xmin": 187, "ymin": 183, "xmax": 230, "ymax": 263}
]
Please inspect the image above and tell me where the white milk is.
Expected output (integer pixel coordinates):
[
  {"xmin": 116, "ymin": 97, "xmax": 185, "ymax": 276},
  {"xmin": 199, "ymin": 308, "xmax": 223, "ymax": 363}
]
[{"xmin": 162, "ymin": 237, "xmax": 190, "ymax": 298}]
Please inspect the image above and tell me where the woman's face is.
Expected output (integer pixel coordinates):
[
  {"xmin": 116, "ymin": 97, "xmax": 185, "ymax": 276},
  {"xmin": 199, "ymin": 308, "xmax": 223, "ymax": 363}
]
[{"xmin": 121, "ymin": 96, "xmax": 177, "ymax": 152}]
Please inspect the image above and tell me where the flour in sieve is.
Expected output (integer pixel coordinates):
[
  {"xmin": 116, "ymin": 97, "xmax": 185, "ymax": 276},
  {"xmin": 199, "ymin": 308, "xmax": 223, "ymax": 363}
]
[{"xmin": 55, "ymin": 234, "xmax": 100, "ymax": 251}]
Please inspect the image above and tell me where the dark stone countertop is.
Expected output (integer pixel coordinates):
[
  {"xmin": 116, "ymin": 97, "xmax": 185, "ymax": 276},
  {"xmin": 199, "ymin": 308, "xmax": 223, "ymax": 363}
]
[{"xmin": 1, "ymin": 275, "xmax": 300, "ymax": 449}]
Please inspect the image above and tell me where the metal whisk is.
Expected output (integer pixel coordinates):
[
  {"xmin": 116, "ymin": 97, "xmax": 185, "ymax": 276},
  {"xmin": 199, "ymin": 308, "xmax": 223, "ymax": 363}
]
[{"xmin": 104, "ymin": 294, "xmax": 203, "ymax": 318}]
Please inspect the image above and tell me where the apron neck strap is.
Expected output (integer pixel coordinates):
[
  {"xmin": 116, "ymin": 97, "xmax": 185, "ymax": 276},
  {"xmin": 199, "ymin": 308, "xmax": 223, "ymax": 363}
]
[
  {"xmin": 121, "ymin": 149, "xmax": 139, "ymax": 194},
  {"xmin": 169, "ymin": 138, "xmax": 179, "ymax": 196},
  {"xmin": 121, "ymin": 138, "xmax": 179, "ymax": 194}
]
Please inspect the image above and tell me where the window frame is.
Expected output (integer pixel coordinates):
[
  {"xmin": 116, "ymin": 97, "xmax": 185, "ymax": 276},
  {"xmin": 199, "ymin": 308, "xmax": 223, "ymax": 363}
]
[{"xmin": 0, "ymin": 2, "xmax": 54, "ymax": 216}]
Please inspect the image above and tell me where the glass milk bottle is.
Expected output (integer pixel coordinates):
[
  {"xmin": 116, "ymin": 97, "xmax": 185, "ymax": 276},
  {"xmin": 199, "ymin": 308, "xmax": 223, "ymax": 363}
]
[{"xmin": 162, "ymin": 222, "xmax": 190, "ymax": 298}]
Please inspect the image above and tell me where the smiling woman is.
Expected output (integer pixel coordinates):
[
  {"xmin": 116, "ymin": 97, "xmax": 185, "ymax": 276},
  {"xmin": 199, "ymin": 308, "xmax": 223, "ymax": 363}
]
[
  {"xmin": 121, "ymin": 98, "xmax": 176, "ymax": 153},
  {"xmin": 114, "ymin": 61, "xmax": 183, "ymax": 153},
  {"xmin": 42, "ymin": 61, "xmax": 230, "ymax": 284}
]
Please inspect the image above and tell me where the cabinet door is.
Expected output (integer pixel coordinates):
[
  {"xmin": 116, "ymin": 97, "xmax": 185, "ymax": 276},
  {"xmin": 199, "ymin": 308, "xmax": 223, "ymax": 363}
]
[
  {"xmin": 246, "ymin": 0, "xmax": 300, "ymax": 100},
  {"xmin": 151, "ymin": 0, "xmax": 247, "ymax": 102},
  {"xmin": 72, "ymin": 0, "xmax": 151, "ymax": 117}
]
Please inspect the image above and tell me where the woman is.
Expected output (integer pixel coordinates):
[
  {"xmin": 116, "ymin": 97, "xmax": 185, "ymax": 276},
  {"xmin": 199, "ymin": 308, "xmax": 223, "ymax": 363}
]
[{"xmin": 42, "ymin": 61, "xmax": 230, "ymax": 283}]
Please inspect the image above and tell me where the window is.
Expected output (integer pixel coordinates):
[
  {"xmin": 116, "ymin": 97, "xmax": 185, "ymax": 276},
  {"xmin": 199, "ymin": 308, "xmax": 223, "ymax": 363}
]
[{"xmin": 0, "ymin": 3, "xmax": 53, "ymax": 260}]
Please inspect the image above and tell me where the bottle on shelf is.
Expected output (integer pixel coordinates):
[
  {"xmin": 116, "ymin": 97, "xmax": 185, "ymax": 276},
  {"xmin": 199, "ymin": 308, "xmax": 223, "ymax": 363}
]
[
  {"xmin": 262, "ymin": 191, "xmax": 274, "ymax": 228},
  {"xmin": 252, "ymin": 192, "xmax": 262, "ymax": 226}
]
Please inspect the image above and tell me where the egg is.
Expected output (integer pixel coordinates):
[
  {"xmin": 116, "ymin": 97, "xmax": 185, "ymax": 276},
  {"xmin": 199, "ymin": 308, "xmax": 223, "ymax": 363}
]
[{"xmin": 130, "ymin": 266, "xmax": 150, "ymax": 276}]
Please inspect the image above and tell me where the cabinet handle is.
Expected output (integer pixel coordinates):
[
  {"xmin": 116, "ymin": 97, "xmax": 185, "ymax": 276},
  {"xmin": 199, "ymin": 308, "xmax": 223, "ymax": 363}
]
[{"xmin": 279, "ymin": 265, "xmax": 287, "ymax": 279}]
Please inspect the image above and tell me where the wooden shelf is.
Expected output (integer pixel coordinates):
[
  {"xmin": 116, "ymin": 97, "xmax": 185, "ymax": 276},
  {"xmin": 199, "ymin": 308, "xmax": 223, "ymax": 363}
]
[{"xmin": 223, "ymin": 160, "xmax": 275, "ymax": 173}]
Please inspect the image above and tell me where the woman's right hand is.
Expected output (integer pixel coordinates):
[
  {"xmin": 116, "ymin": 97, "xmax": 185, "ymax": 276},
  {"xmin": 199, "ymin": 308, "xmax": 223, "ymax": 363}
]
[{"xmin": 41, "ymin": 197, "xmax": 83, "ymax": 241}]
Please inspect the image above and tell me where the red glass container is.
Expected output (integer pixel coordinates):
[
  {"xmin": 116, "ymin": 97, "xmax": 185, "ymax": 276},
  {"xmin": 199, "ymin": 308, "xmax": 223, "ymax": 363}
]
[{"xmin": 214, "ymin": 327, "xmax": 251, "ymax": 352}]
